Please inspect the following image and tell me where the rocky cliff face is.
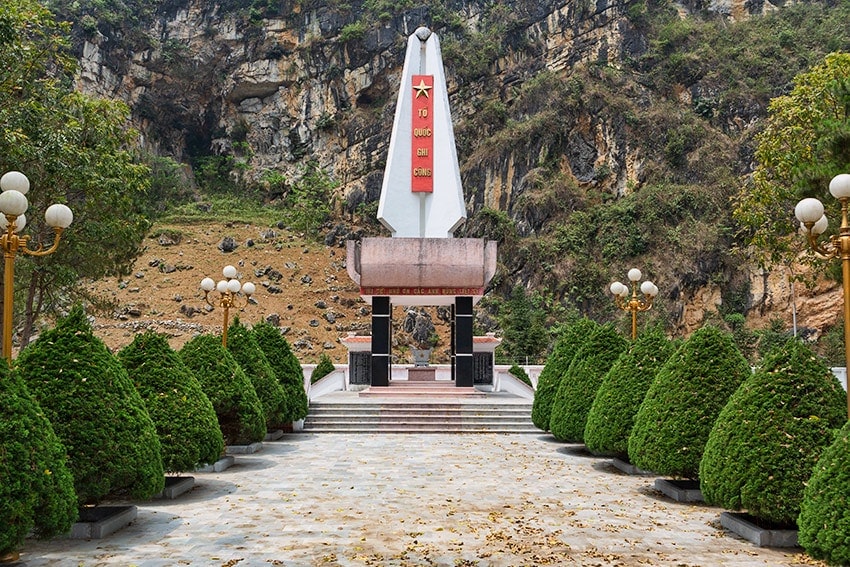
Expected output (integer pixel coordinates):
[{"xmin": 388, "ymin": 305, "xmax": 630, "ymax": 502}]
[
  {"xmin": 67, "ymin": 0, "xmax": 839, "ymax": 339},
  {"xmin": 74, "ymin": 0, "xmax": 647, "ymax": 208}
]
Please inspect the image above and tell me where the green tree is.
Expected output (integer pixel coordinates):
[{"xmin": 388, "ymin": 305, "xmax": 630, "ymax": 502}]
[
  {"xmin": 0, "ymin": 0, "xmax": 151, "ymax": 347},
  {"xmin": 252, "ymin": 321, "xmax": 309, "ymax": 423},
  {"xmin": 531, "ymin": 318, "xmax": 599, "ymax": 432},
  {"xmin": 0, "ymin": 366, "xmax": 77, "ymax": 558},
  {"xmin": 733, "ymin": 52, "xmax": 850, "ymax": 268},
  {"xmin": 584, "ymin": 329, "xmax": 677, "ymax": 458},
  {"xmin": 700, "ymin": 339, "xmax": 845, "ymax": 525},
  {"xmin": 549, "ymin": 324, "xmax": 629, "ymax": 442},
  {"xmin": 798, "ymin": 419, "xmax": 850, "ymax": 565},
  {"xmin": 180, "ymin": 334, "xmax": 266, "ymax": 445},
  {"xmin": 17, "ymin": 305, "xmax": 164, "ymax": 505},
  {"xmin": 281, "ymin": 160, "xmax": 336, "ymax": 236},
  {"xmin": 226, "ymin": 318, "xmax": 289, "ymax": 430},
  {"xmin": 497, "ymin": 284, "xmax": 549, "ymax": 364},
  {"xmin": 628, "ymin": 326, "xmax": 750, "ymax": 479},
  {"xmin": 118, "ymin": 331, "xmax": 224, "ymax": 472}
]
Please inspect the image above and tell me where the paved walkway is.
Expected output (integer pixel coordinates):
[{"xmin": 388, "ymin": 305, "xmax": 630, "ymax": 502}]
[{"xmin": 19, "ymin": 433, "xmax": 821, "ymax": 567}]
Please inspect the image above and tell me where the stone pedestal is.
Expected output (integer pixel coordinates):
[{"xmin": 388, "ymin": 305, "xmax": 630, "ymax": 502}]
[{"xmin": 407, "ymin": 367, "xmax": 436, "ymax": 381}]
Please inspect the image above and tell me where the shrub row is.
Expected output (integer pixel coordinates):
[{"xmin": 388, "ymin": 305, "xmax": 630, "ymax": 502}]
[
  {"xmin": 538, "ymin": 319, "xmax": 850, "ymax": 562},
  {"xmin": 2, "ymin": 306, "xmax": 311, "ymax": 557}
]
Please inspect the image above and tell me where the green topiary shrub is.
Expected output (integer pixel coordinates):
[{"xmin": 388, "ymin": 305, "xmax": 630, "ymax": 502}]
[
  {"xmin": 531, "ymin": 318, "xmax": 599, "ymax": 431},
  {"xmin": 180, "ymin": 334, "xmax": 266, "ymax": 445},
  {"xmin": 17, "ymin": 305, "xmax": 164, "ymax": 506},
  {"xmin": 311, "ymin": 353, "xmax": 335, "ymax": 384},
  {"xmin": 798, "ymin": 418, "xmax": 850, "ymax": 565},
  {"xmin": 118, "ymin": 331, "xmax": 225, "ymax": 472},
  {"xmin": 549, "ymin": 324, "xmax": 628, "ymax": 442},
  {"xmin": 1, "ymin": 366, "xmax": 77, "ymax": 557},
  {"xmin": 699, "ymin": 339, "xmax": 845, "ymax": 526},
  {"xmin": 628, "ymin": 326, "xmax": 750, "ymax": 479},
  {"xmin": 226, "ymin": 318, "xmax": 288, "ymax": 430},
  {"xmin": 252, "ymin": 321, "xmax": 308, "ymax": 422},
  {"xmin": 508, "ymin": 364, "xmax": 533, "ymax": 388},
  {"xmin": 584, "ymin": 329, "xmax": 678, "ymax": 457}
]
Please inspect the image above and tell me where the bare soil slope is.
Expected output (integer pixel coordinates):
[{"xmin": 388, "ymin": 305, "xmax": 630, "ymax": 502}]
[{"xmin": 83, "ymin": 221, "xmax": 368, "ymax": 363}]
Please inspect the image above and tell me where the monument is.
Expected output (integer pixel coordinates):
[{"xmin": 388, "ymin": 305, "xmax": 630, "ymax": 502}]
[{"xmin": 346, "ymin": 27, "xmax": 498, "ymax": 389}]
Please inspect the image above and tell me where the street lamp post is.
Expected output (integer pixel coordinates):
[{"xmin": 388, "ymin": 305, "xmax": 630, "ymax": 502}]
[
  {"xmin": 795, "ymin": 173, "xmax": 850, "ymax": 418},
  {"xmin": 609, "ymin": 268, "xmax": 658, "ymax": 340},
  {"xmin": 0, "ymin": 171, "xmax": 73, "ymax": 363},
  {"xmin": 200, "ymin": 265, "xmax": 256, "ymax": 347}
]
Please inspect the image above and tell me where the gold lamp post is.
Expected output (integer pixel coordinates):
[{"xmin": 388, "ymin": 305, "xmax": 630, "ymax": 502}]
[
  {"xmin": 609, "ymin": 268, "xmax": 658, "ymax": 340},
  {"xmin": 795, "ymin": 172, "xmax": 850, "ymax": 418},
  {"xmin": 200, "ymin": 265, "xmax": 256, "ymax": 347},
  {"xmin": 0, "ymin": 171, "xmax": 73, "ymax": 363}
]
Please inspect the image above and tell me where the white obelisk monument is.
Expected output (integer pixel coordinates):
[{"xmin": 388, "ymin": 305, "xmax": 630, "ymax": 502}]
[
  {"xmin": 347, "ymin": 27, "xmax": 496, "ymax": 390},
  {"xmin": 377, "ymin": 26, "xmax": 466, "ymax": 238}
]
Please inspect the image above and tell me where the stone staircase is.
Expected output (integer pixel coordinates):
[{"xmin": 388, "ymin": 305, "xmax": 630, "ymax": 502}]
[
  {"xmin": 303, "ymin": 382, "xmax": 536, "ymax": 433},
  {"xmin": 303, "ymin": 401, "xmax": 536, "ymax": 433}
]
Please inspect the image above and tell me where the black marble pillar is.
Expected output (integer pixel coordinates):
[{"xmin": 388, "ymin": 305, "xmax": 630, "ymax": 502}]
[
  {"xmin": 455, "ymin": 296, "xmax": 473, "ymax": 387},
  {"xmin": 371, "ymin": 296, "xmax": 391, "ymax": 387}
]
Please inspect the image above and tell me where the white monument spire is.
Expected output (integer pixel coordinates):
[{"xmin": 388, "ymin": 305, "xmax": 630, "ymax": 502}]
[{"xmin": 377, "ymin": 27, "xmax": 466, "ymax": 238}]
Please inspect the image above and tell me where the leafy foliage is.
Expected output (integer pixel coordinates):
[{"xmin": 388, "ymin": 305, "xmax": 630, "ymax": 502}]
[
  {"xmin": 118, "ymin": 331, "xmax": 224, "ymax": 472},
  {"xmin": 799, "ymin": 419, "xmax": 850, "ymax": 565},
  {"xmin": 0, "ymin": 0, "xmax": 152, "ymax": 345},
  {"xmin": 252, "ymin": 321, "xmax": 309, "ymax": 422},
  {"xmin": 549, "ymin": 324, "xmax": 628, "ymax": 442},
  {"xmin": 312, "ymin": 353, "xmax": 336, "ymax": 384},
  {"xmin": 179, "ymin": 334, "xmax": 266, "ymax": 445},
  {"xmin": 627, "ymin": 326, "xmax": 750, "ymax": 479},
  {"xmin": 0, "ymin": 366, "xmax": 76, "ymax": 556},
  {"xmin": 17, "ymin": 305, "xmax": 164, "ymax": 505},
  {"xmin": 733, "ymin": 52, "xmax": 850, "ymax": 269},
  {"xmin": 531, "ymin": 318, "xmax": 599, "ymax": 431},
  {"xmin": 700, "ymin": 339, "xmax": 845, "ymax": 525},
  {"xmin": 226, "ymin": 319, "xmax": 289, "ymax": 430},
  {"xmin": 584, "ymin": 329, "xmax": 678, "ymax": 458}
]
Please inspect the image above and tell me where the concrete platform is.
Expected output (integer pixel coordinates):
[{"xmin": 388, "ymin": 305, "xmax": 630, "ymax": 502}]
[{"xmin": 20, "ymin": 434, "xmax": 809, "ymax": 565}]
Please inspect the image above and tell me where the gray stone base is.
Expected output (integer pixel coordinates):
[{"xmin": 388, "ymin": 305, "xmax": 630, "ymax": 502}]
[
  {"xmin": 264, "ymin": 430, "xmax": 284, "ymax": 441},
  {"xmin": 155, "ymin": 476, "xmax": 194, "ymax": 499},
  {"xmin": 70, "ymin": 505, "xmax": 137, "ymax": 539},
  {"xmin": 611, "ymin": 457, "xmax": 653, "ymax": 476},
  {"xmin": 720, "ymin": 512, "xmax": 798, "ymax": 548},
  {"xmin": 195, "ymin": 456, "xmax": 235, "ymax": 473},
  {"xmin": 292, "ymin": 419, "xmax": 304, "ymax": 432},
  {"xmin": 226, "ymin": 442, "xmax": 263, "ymax": 455},
  {"xmin": 654, "ymin": 478, "xmax": 703, "ymax": 502}
]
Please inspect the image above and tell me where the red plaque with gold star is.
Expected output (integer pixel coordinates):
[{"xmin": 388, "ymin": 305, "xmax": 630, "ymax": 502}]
[{"xmin": 411, "ymin": 74, "xmax": 434, "ymax": 193}]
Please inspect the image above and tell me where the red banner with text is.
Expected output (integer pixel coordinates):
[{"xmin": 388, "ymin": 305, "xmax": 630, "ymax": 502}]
[{"xmin": 411, "ymin": 74, "xmax": 434, "ymax": 192}]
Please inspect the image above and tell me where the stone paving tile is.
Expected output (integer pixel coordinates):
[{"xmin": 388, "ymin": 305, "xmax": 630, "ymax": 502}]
[{"xmin": 18, "ymin": 433, "xmax": 822, "ymax": 567}]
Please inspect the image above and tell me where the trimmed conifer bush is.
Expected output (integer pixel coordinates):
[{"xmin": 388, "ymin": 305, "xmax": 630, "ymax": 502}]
[
  {"xmin": 798, "ymin": 419, "xmax": 850, "ymax": 565},
  {"xmin": 531, "ymin": 318, "xmax": 599, "ymax": 432},
  {"xmin": 508, "ymin": 364, "xmax": 533, "ymax": 388},
  {"xmin": 226, "ymin": 318, "xmax": 288, "ymax": 430},
  {"xmin": 118, "ymin": 331, "xmax": 225, "ymax": 472},
  {"xmin": 180, "ymin": 333, "xmax": 266, "ymax": 445},
  {"xmin": 700, "ymin": 339, "xmax": 845, "ymax": 526},
  {"xmin": 549, "ymin": 323, "xmax": 628, "ymax": 442},
  {"xmin": 584, "ymin": 329, "xmax": 677, "ymax": 457},
  {"xmin": 628, "ymin": 325, "xmax": 750, "ymax": 479},
  {"xmin": 311, "ymin": 353, "xmax": 335, "ymax": 384},
  {"xmin": 252, "ymin": 321, "xmax": 309, "ymax": 422},
  {"xmin": 1, "ymin": 366, "xmax": 77, "ymax": 557},
  {"xmin": 17, "ymin": 305, "xmax": 164, "ymax": 505}
]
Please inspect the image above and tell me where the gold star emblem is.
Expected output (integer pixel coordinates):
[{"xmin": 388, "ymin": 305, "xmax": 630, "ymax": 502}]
[{"xmin": 413, "ymin": 79, "xmax": 432, "ymax": 99}]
